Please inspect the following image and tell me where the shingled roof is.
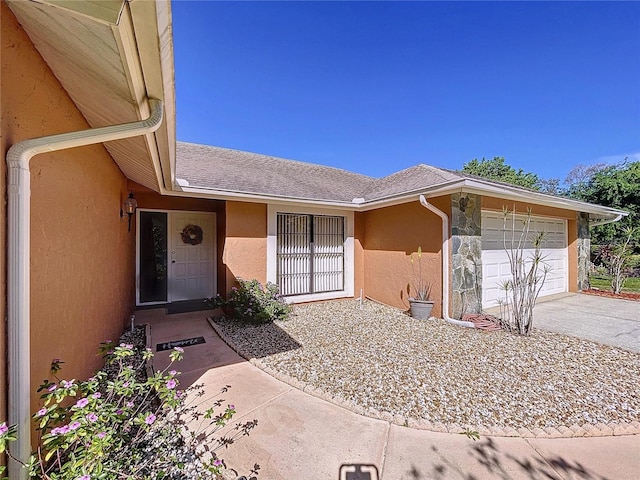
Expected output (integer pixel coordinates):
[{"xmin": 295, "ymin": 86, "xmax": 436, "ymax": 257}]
[
  {"xmin": 176, "ymin": 142, "xmax": 377, "ymax": 202},
  {"xmin": 176, "ymin": 142, "xmax": 465, "ymax": 203}
]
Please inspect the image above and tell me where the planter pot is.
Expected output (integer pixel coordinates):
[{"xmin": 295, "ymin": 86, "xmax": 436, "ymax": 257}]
[{"xmin": 409, "ymin": 299, "xmax": 434, "ymax": 319}]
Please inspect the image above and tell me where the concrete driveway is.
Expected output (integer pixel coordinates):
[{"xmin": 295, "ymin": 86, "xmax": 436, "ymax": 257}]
[{"xmin": 532, "ymin": 294, "xmax": 639, "ymax": 353}]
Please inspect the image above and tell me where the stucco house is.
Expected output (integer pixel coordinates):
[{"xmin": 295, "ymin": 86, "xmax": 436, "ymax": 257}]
[
  {"xmin": 1, "ymin": 0, "xmax": 626, "ymax": 476},
  {"xmin": 166, "ymin": 142, "xmax": 625, "ymax": 319}
]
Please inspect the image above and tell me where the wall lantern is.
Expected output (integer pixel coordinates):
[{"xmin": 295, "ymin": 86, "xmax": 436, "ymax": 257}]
[{"xmin": 121, "ymin": 192, "xmax": 137, "ymax": 232}]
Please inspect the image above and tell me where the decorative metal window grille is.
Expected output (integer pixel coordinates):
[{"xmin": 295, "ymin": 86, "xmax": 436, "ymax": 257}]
[{"xmin": 276, "ymin": 213, "xmax": 345, "ymax": 296}]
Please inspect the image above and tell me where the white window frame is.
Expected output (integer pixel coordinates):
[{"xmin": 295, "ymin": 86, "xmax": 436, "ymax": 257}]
[{"xmin": 267, "ymin": 204, "xmax": 354, "ymax": 303}]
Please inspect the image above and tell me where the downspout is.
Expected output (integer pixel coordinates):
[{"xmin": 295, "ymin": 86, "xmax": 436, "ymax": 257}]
[
  {"xmin": 6, "ymin": 99, "xmax": 163, "ymax": 479},
  {"xmin": 418, "ymin": 195, "xmax": 475, "ymax": 328}
]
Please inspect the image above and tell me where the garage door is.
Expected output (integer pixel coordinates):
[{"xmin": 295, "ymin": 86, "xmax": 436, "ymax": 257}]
[{"xmin": 481, "ymin": 211, "xmax": 568, "ymax": 308}]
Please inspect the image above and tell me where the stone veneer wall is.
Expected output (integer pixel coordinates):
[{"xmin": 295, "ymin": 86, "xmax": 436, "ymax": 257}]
[
  {"xmin": 577, "ymin": 212, "xmax": 590, "ymax": 291},
  {"xmin": 451, "ymin": 193, "xmax": 483, "ymax": 318}
]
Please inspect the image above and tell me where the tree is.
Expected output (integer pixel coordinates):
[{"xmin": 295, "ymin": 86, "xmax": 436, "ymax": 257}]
[
  {"xmin": 568, "ymin": 161, "xmax": 639, "ymax": 246},
  {"xmin": 461, "ymin": 157, "xmax": 541, "ymax": 190}
]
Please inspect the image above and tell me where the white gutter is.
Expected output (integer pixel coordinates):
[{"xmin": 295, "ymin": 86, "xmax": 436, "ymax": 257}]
[
  {"xmin": 6, "ymin": 99, "xmax": 163, "ymax": 480},
  {"xmin": 418, "ymin": 195, "xmax": 475, "ymax": 328},
  {"xmin": 589, "ymin": 214, "xmax": 624, "ymax": 227},
  {"xmin": 170, "ymin": 177, "xmax": 627, "ymax": 222}
]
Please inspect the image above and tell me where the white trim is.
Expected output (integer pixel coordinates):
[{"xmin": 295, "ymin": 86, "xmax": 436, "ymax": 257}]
[
  {"xmin": 267, "ymin": 204, "xmax": 354, "ymax": 303},
  {"xmin": 169, "ymin": 178, "xmax": 627, "ymax": 221},
  {"xmin": 136, "ymin": 208, "xmax": 217, "ymax": 306}
]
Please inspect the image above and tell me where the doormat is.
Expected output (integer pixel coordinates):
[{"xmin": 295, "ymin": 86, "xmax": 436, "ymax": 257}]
[
  {"xmin": 157, "ymin": 336, "xmax": 206, "ymax": 352},
  {"xmin": 166, "ymin": 299, "xmax": 209, "ymax": 314}
]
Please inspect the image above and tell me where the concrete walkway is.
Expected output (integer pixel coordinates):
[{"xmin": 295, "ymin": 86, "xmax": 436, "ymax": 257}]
[
  {"xmin": 138, "ymin": 308, "xmax": 640, "ymax": 480},
  {"xmin": 532, "ymin": 294, "xmax": 639, "ymax": 353}
]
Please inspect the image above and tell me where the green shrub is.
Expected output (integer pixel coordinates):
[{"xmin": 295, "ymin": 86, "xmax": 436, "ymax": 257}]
[{"xmin": 212, "ymin": 278, "xmax": 291, "ymax": 324}]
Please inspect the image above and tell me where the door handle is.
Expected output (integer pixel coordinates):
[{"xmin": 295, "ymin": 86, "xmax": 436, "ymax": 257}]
[{"xmin": 171, "ymin": 260, "xmax": 176, "ymax": 263}]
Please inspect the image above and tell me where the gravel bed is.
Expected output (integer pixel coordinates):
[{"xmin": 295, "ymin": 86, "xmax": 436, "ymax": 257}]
[{"xmin": 214, "ymin": 299, "xmax": 640, "ymax": 431}]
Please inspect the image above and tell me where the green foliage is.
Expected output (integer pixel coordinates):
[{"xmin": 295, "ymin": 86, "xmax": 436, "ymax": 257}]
[
  {"xmin": 590, "ymin": 275, "xmax": 640, "ymax": 293},
  {"xmin": 569, "ymin": 161, "xmax": 639, "ymax": 246},
  {"xmin": 210, "ymin": 278, "xmax": 292, "ymax": 324},
  {"xmin": 594, "ymin": 228, "xmax": 637, "ymax": 293},
  {"xmin": 461, "ymin": 157, "xmax": 541, "ymax": 190},
  {"xmin": 1, "ymin": 340, "xmax": 257, "ymax": 479},
  {"xmin": 459, "ymin": 428, "xmax": 480, "ymax": 441}
]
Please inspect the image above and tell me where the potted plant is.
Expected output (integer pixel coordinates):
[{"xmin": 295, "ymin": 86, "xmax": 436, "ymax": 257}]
[{"xmin": 409, "ymin": 247, "xmax": 434, "ymax": 319}]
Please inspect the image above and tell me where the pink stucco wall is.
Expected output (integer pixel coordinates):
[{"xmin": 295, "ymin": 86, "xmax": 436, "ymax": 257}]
[
  {"xmin": 361, "ymin": 197, "xmax": 450, "ymax": 317},
  {"xmin": 1, "ymin": 2, "xmax": 135, "ymax": 436},
  {"xmin": 223, "ymin": 201, "xmax": 268, "ymax": 293}
]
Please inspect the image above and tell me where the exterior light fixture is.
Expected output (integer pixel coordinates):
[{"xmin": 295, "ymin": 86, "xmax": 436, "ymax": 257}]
[{"xmin": 122, "ymin": 192, "xmax": 137, "ymax": 232}]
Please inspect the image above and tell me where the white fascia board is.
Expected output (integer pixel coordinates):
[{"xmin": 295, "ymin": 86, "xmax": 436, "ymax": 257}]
[
  {"xmin": 173, "ymin": 186, "xmax": 358, "ymax": 210},
  {"xmin": 171, "ymin": 180, "xmax": 465, "ymax": 211},
  {"xmin": 112, "ymin": 1, "xmax": 174, "ymax": 194},
  {"xmin": 457, "ymin": 179, "xmax": 628, "ymax": 218},
  {"xmin": 166, "ymin": 178, "xmax": 627, "ymax": 221},
  {"xmin": 129, "ymin": 0, "xmax": 176, "ymax": 191}
]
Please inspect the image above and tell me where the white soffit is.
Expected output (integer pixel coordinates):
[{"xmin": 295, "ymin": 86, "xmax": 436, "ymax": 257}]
[{"xmin": 6, "ymin": 0, "xmax": 166, "ymax": 193}]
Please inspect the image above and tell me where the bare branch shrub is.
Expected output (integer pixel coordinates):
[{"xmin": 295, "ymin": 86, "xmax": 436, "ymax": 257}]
[{"xmin": 497, "ymin": 208, "xmax": 549, "ymax": 335}]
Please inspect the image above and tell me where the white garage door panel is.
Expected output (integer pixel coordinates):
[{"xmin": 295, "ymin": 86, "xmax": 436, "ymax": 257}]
[{"xmin": 481, "ymin": 212, "xmax": 567, "ymax": 308}]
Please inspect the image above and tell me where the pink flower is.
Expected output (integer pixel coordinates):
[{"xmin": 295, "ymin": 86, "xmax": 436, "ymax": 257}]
[
  {"xmin": 228, "ymin": 404, "xmax": 235, "ymax": 410},
  {"xmin": 61, "ymin": 379, "xmax": 75, "ymax": 388},
  {"xmin": 92, "ymin": 392, "xmax": 101, "ymax": 399},
  {"xmin": 36, "ymin": 408, "xmax": 47, "ymax": 417},
  {"xmin": 169, "ymin": 370, "xmax": 177, "ymax": 376},
  {"xmin": 75, "ymin": 398, "xmax": 89, "ymax": 409},
  {"xmin": 69, "ymin": 421, "xmax": 81, "ymax": 431},
  {"xmin": 86, "ymin": 413, "xmax": 98, "ymax": 423},
  {"xmin": 77, "ymin": 475, "xmax": 90, "ymax": 480},
  {"xmin": 51, "ymin": 425, "xmax": 70, "ymax": 436},
  {"xmin": 144, "ymin": 414, "xmax": 156, "ymax": 425},
  {"xmin": 0, "ymin": 423, "xmax": 8, "ymax": 435},
  {"xmin": 166, "ymin": 379, "xmax": 177, "ymax": 389},
  {"xmin": 126, "ymin": 401, "xmax": 134, "ymax": 408},
  {"xmin": 48, "ymin": 384, "xmax": 57, "ymax": 392},
  {"xmin": 96, "ymin": 432, "xmax": 106, "ymax": 439},
  {"xmin": 174, "ymin": 347, "xmax": 184, "ymax": 353},
  {"xmin": 213, "ymin": 459, "xmax": 223, "ymax": 467}
]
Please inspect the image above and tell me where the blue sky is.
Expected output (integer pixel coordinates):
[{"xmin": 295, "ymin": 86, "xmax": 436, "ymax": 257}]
[{"xmin": 173, "ymin": 1, "xmax": 640, "ymax": 182}]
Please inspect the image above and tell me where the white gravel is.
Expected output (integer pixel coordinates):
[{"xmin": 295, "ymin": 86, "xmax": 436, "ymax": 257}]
[{"xmin": 214, "ymin": 299, "xmax": 640, "ymax": 431}]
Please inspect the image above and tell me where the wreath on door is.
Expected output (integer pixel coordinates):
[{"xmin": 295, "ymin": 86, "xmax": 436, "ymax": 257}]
[{"xmin": 181, "ymin": 224, "xmax": 203, "ymax": 245}]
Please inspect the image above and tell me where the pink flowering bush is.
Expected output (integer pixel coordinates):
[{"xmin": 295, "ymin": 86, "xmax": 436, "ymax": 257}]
[{"xmin": 1, "ymin": 337, "xmax": 258, "ymax": 480}]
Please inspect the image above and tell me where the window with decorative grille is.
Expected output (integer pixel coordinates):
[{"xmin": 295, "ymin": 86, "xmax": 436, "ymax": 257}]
[{"xmin": 276, "ymin": 213, "xmax": 345, "ymax": 296}]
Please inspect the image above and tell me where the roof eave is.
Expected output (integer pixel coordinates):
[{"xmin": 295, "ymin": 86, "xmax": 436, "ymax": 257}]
[
  {"xmin": 128, "ymin": 0, "xmax": 176, "ymax": 192},
  {"xmin": 172, "ymin": 177, "xmax": 627, "ymax": 222},
  {"xmin": 7, "ymin": 0, "xmax": 173, "ymax": 194},
  {"xmin": 172, "ymin": 185, "xmax": 359, "ymax": 210},
  {"xmin": 456, "ymin": 179, "xmax": 628, "ymax": 219}
]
